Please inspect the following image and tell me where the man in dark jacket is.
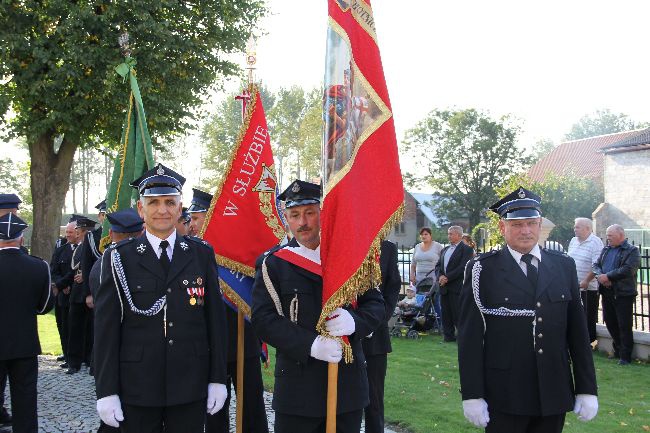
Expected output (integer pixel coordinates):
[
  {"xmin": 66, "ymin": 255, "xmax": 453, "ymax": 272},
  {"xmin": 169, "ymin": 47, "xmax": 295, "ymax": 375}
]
[
  {"xmin": 361, "ymin": 240, "xmax": 401, "ymax": 433},
  {"xmin": 436, "ymin": 225, "xmax": 474, "ymax": 342},
  {"xmin": 458, "ymin": 187, "xmax": 598, "ymax": 433},
  {"xmin": 592, "ymin": 224, "xmax": 640, "ymax": 365},
  {"xmin": 252, "ymin": 180, "xmax": 385, "ymax": 433},
  {"xmin": 0, "ymin": 213, "xmax": 54, "ymax": 433}
]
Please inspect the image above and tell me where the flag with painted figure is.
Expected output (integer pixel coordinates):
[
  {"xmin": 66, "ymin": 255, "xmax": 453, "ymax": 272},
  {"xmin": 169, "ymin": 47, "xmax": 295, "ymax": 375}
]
[
  {"xmin": 201, "ymin": 84, "xmax": 285, "ymax": 318},
  {"xmin": 100, "ymin": 56, "xmax": 155, "ymax": 251},
  {"xmin": 318, "ymin": 0, "xmax": 404, "ymax": 338}
]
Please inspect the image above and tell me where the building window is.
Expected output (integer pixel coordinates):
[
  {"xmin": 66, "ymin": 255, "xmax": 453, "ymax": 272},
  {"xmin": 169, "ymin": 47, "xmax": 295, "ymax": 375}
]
[{"xmin": 394, "ymin": 222, "xmax": 406, "ymax": 235}]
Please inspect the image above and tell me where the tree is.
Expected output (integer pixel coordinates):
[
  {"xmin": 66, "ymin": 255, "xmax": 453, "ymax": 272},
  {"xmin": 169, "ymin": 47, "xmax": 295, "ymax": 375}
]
[
  {"xmin": 0, "ymin": 1, "xmax": 266, "ymax": 258},
  {"xmin": 480, "ymin": 174, "xmax": 603, "ymax": 246},
  {"xmin": 529, "ymin": 138, "xmax": 556, "ymax": 164},
  {"xmin": 403, "ymin": 108, "xmax": 526, "ymax": 229},
  {"xmin": 565, "ymin": 109, "xmax": 646, "ymax": 141}
]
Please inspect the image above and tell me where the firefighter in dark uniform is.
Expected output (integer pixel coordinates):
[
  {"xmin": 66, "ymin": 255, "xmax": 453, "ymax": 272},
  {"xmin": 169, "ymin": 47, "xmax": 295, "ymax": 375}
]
[
  {"xmin": 49, "ymin": 218, "xmax": 78, "ymax": 365},
  {"xmin": 361, "ymin": 240, "xmax": 400, "ymax": 433},
  {"xmin": 0, "ymin": 213, "xmax": 54, "ymax": 433},
  {"xmin": 0, "ymin": 193, "xmax": 23, "ymax": 426},
  {"xmin": 251, "ymin": 180, "xmax": 385, "ymax": 433},
  {"xmin": 186, "ymin": 187, "xmax": 270, "ymax": 433},
  {"xmin": 457, "ymin": 187, "xmax": 599, "ymax": 433},
  {"xmin": 94, "ymin": 163, "xmax": 228, "ymax": 433},
  {"xmin": 65, "ymin": 216, "xmax": 97, "ymax": 374}
]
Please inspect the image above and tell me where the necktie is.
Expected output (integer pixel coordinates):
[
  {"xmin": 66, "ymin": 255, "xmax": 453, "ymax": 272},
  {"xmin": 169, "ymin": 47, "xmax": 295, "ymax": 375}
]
[
  {"xmin": 521, "ymin": 253, "xmax": 538, "ymax": 289},
  {"xmin": 159, "ymin": 240, "xmax": 171, "ymax": 276}
]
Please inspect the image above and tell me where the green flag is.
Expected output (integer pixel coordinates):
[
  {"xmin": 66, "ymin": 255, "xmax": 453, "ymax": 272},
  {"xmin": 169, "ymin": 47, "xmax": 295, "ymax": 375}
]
[{"xmin": 100, "ymin": 57, "xmax": 155, "ymax": 251}]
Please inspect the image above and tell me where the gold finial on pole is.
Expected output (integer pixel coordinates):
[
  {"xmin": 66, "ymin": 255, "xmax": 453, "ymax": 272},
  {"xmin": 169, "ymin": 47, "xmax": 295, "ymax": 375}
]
[
  {"xmin": 118, "ymin": 31, "xmax": 131, "ymax": 58},
  {"xmin": 245, "ymin": 35, "xmax": 257, "ymax": 85}
]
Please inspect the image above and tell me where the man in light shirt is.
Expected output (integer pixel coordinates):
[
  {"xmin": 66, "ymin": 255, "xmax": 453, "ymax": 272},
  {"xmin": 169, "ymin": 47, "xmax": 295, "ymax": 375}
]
[{"xmin": 567, "ymin": 218, "xmax": 604, "ymax": 345}]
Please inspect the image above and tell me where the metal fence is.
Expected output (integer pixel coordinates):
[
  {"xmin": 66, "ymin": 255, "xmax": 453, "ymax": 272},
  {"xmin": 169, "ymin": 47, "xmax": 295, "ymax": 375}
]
[{"xmin": 397, "ymin": 240, "xmax": 650, "ymax": 332}]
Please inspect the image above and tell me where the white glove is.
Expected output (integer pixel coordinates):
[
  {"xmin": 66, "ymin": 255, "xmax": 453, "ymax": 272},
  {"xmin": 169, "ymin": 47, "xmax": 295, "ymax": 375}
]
[
  {"xmin": 462, "ymin": 398, "xmax": 490, "ymax": 428},
  {"xmin": 96, "ymin": 395, "xmax": 124, "ymax": 428},
  {"xmin": 574, "ymin": 394, "xmax": 598, "ymax": 421},
  {"xmin": 310, "ymin": 336, "xmax": 343, "ymax": 363},
  {"xmin": 207, "ymin": 383, "xmax": 228, "ymax": 415},
  {"xmin": 325, "ymin": 307, "xmax": 355, "ymax": 337}
]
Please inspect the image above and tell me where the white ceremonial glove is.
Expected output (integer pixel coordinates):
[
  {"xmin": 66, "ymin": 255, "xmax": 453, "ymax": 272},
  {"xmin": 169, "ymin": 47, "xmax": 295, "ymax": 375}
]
[
  {"xmin": 574, "ymin": 394, "xmax": 598, "ymax": 421},
  {"xmin": 207, "ymin": 383, "xmax": 228, "ymax": 415},
  {"xmin": 462, "ymin": 398, "xmax": 490, "ymax": 428},
  {"xmin": 310, "ymin": 336, "xmax": 343, "ymax": 363},
  {"xmin": 325, "ymin": 307, "xmax": 356, "ymax": 337},
  {"xmin": 96, "ymin": 395, "xmax": 124, "ymax": 428}
]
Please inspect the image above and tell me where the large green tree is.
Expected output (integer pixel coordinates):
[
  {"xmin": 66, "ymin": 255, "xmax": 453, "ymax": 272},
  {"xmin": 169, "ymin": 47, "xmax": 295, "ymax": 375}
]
[
  {"xmin": 565, "ymin": 108, "xmax": 646, "ymax": 141},
  {"xmin": 0, "ymin": 0, "xmax": 266, "ymax": 258},
  {"xmin": 403, "ymin": 108, "xmax": 527, "ymax": 229}
]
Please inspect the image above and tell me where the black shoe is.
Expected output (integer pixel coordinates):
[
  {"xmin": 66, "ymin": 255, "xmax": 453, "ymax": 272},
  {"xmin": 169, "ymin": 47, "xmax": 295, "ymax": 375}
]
[
  {"xmin": 65, "ymin": 367, "xmax": 80, "ymax": 375},
  {"xmin": 59, "ymin": 362, "xmax": 69, "ymax": 369},
  {"xmin": 618, "ymin": 359, "xmax": 631, "ymax": 366},
  {"xmin": 56, "ymin": 355, "xmax": 66, "ymax": 361},
  {"xmin": 0, "ymin": 407, "xmax": 11, "ymax": 425}
]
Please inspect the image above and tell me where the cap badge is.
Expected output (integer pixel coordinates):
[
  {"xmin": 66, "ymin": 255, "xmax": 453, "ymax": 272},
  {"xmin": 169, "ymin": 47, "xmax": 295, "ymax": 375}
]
[
  {"xmin": 291, "ymin": 183, "xmax": 300, "ymax": 193},
  {"xmin": 518, "ymin": 188, "xmax": 526, "ymax": 199},
  {"xmin": 156, "ymin": 165, "xmax": 165, "ymax": 176}
]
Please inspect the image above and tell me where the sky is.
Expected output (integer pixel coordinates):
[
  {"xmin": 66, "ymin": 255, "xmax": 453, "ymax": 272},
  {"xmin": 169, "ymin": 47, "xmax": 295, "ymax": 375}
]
[{"xmin": 3, "ymin": 0, "xmax": 650, "ymax": 202}]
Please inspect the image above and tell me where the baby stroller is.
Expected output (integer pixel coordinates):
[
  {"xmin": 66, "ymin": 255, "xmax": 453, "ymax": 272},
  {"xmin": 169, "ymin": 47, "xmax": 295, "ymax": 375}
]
[{"xmin": 389, "ymin": 286, "xmax": 440, "ymax": 339}]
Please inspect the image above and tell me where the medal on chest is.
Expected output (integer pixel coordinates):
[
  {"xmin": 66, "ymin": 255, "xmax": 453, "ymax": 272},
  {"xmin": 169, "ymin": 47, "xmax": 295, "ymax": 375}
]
[{"xmin": 185, "ymin": 278, "xmax": 205, "ymax": 306}]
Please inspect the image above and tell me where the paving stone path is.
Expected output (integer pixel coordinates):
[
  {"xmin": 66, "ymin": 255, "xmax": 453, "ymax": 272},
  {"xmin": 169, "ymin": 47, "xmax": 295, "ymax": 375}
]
[{"xmin": 2, "ymin": 356, "xmax": 397, "ymax": 433}]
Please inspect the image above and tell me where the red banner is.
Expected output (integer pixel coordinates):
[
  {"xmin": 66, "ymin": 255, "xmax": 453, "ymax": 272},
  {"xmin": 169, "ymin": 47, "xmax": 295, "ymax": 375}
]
[
  {"xmin": 202, "ymin": 85, "xmax": 286, "ymax": 315},
  {"xmin": 319, "ymin": 0, "xmax": 404, "ymax": 332}
]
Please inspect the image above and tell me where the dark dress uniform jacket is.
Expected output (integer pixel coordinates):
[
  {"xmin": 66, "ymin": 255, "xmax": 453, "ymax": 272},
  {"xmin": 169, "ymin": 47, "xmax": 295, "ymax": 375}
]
[
  {"xmin": 362, "ymin": 240, "xmax": 401, "ymax": 356},
  {"xmin": 251, "ymin": 239, "xmax": 385, "ymax": 417},
  {"xmin": 457, "ymin": 248, "xmax": 597, "ymax": 416},
  {"xmin": 226, "ymin": 307, "xmax": 261, "ymax": 362},
  {"xmin": 436, "ymin": 242, "xmax": 474, "ymax": 295},
  {"xmin": 80, "ymin": 228, "xmax": 102, "ymax": 298},
  {"xmin": 50, "ymin": 242, "xmax": 74, "ymax": 307},
  {"xmin": 0, "ymin": 248, "xmax": 54, "ymax": 359},
  {"xmin": 94, "ymin": 234, "xmax": 228, "ymax": 407}
]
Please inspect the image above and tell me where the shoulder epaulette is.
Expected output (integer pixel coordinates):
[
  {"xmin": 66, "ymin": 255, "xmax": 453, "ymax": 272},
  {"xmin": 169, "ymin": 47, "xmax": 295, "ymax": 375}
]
[
  {"xmin": 543, "ymin": 248, "xmax": 569, "ymax": 258},
  {"xmin": 113, "ymin": 238, "xmax": 135, "ymax": 249},
  {"xmin": 184, "ymin": 235, "xmax": 213, "ymax": 249},
  {"xmin": 266, "ymin": 243, "xmax": 285, "ymax": 257},
  {"xmin": 475, "ymin": 249, "xmax": 499, "ymax": 261},
  {"xmin": 28, "ymin": 254, "xmax": 44, "ymax": 261}
]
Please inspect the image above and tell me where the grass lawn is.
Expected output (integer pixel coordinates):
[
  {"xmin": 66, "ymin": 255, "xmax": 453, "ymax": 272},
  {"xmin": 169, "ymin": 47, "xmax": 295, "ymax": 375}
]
[{"xmin": 39, "ymin": 318, "xmax": 650, "ymax": 432}]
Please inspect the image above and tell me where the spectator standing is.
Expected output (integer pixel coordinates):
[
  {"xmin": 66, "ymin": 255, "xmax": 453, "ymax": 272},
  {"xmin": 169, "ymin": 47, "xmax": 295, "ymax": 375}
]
[
  {"xmin": 436, "ymin": 226, "xmax": 473, "ymax": 342},
  {"xmin": 567, "ymin": 218, "xmax": 604, "ymax": 345},
  {"xmin": 592, "ymin": 224, "xmax": 640, "ymax": 365},
  {"xmin": 0, "ymin": 213, "xmax": 54, "ymax": 433},
  {"xmin": 409, "ymin": 227, "xmax": 443, "ymax": 290}
]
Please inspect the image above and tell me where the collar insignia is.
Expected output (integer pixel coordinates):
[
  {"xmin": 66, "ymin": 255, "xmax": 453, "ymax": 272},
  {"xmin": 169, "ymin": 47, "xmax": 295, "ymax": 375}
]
[
  {"xmin": 180, "ymin": 241, "xmax": 189, "ymax": 251},
  {"xmin": 136, "ymin": 243, "xmax": 146, "ymax": 254}
]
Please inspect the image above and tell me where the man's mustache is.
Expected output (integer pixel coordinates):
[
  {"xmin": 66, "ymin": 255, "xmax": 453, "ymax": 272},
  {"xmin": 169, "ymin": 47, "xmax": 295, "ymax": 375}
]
[{"xmin": 297, "ymin": 225, "xmax": 311, "ymax": 233}]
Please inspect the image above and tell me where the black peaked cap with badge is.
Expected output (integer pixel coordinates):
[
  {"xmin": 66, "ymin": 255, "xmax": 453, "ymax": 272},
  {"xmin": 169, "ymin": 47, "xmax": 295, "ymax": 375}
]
[
  {"xmin": 489, "ymin": 186, "xmax": 541, "ymax": 220},
  {"xmin": 95, "ymin": 199, "xmax": 107, "ymax": 213},
  {"xmin": 106, "ymin": 208, "xmax": 144, "ymax": 234},
  {"xmin": 75, "ymin": 217, "xmax": 97, "ymax": 229},
  {"xmin": 188, "ymin": 188, "xmax": 213, "ymax": 213},
  {"xmin": 0, "ymin": 193, "xmax": 22, "ymax": 210},
  {"xmin": 0, "ymin": 213, "xmax": 28, "ymax": 240},
  {"xmin": 179, "ymin": 207, "xmax": 191, "ymax": 224},
  {"xmin": 69, "ymin": 214, "xmax": 84, "ymax": 223},
  {"xmin": 130, "ymin": 163, "xmax": 186, "ymax": 196},
  {"xmin": 278, "ymin": 180, "xmax": 321, "ymax": 209}
]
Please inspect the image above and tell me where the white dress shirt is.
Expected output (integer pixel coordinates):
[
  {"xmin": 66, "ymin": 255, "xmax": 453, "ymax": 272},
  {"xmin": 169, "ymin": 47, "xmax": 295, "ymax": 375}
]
[
  {"xmin": 146, "ymin": 230, "xmax": 176, "ymax": 261},
  {"xmin": 507, "ymin": 244, "xmax": 541, "ymax": 276},
  {"xmin": 292, "ymin": 241, "xmax": 321, "ymax": 265}
]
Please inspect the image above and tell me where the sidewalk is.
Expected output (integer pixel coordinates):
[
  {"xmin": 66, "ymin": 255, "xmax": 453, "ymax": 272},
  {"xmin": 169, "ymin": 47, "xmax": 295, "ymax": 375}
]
[{"xmin": 1, "ymin": 356, "xmax": 397, "ymax": 433}]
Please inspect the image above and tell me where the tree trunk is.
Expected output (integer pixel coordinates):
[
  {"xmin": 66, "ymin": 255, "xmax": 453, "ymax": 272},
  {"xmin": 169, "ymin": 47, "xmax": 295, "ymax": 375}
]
[
  {"xmin": 469, "ymin": 209, "xmax": 482, "ymax": 233},
  {"xmin": 29, "ymin": 132, "xmax": 78, "ymax": 260}
]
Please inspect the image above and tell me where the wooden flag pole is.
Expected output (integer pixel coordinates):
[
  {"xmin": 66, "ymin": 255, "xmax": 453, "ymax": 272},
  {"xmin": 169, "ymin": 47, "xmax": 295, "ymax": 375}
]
[
  {"xmin": 326, "ymin": 362, "xmax": 338, "ymax": 433},
  {"xmin": 236, "ymin": 311, "xmax": 245, "ymax": 433}
]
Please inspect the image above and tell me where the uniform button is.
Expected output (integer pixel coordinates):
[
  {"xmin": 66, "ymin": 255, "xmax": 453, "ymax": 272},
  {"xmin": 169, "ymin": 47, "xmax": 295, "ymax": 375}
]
[
  {"xmin": 294, "ymin": 288, "xmax": 298, "ymax": 292},
  {"xmin": 536, "ymin": 302, "xmax": 541, "ymax": 307},
  {"xmin": 537, "ymin": 317, "xmax": 543, "ymax": 322},
  {"xmin": 169, "ymin": 322, "xmax": 174, "ymax": 327},
  {"xmin": 538, "ymin": 349, "xmax": 543, "ymax": 354},
  {"xmin": 169, "ymin": 339, "xmax": 174, "ymax": 346},
  {"xmin": 561, "ymin": 294, "xmax": 565, "ymax": 299},
  {"xmin": 538, "ymin": 333, "xmax": 543, "ymax": 338},
  {"xmin": 504, "ymin": 297, "xmax": 509, "ymax": 301},
  {"xmin": 167, "ymin": 288, "xmax": 172, "ymax": 293}
]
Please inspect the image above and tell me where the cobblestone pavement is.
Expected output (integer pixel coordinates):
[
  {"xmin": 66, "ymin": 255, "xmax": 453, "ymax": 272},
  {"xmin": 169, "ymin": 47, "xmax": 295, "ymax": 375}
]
[{"xmin": 2, "ymin": 356, "xmax": 396, "ymax": 433}]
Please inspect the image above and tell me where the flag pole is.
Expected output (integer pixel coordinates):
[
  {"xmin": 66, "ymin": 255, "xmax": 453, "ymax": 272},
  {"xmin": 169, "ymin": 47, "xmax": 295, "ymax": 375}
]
[
  {"xmin": 234, "ymin": 35, "xmax": 257, "ymax": 433},
  {"xmin": 326, "ymin": 362, "xmax": 338, "ymax": 433}
]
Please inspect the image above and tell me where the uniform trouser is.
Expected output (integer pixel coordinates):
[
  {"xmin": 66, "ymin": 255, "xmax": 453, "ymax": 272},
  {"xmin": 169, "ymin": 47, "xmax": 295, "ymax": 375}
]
[
  {"xmin": 580, "ymin": 290, "xmax": 599, "ymax": 343},
  {"xmin": 364, "ymin": 353, "xmax": 387, "ymax": 433},
  {"xmin": 120, "ymin": 399, "xmax": 205, "ymax": 433},
  {"xmin": 274, "ymin": 409, "xmax": 363, "ymax": 433},
  {"xmin": 0, "ymin": 372, "xmax": 6, "ymax": 409},
  {"xmin": 54, "ymin": 300, "xmax": 69, "ymax": 359},
  {"xmin": 205, "ymin": 357, "xmax": 269, "ymax": 433},
  {"xmin": 485, "ymin": 411, "xmax": 565, "ymax": 433},
  {"xmin": 602, "ymin": 294, "xmax": 635, "ymax": 362},
  {"xmin": 441, "ymin": 290, "xmax": 460, "ymax": 340},
  {"xmin": 67, "ymin": 302, "xmax": 92, "ymax": 368},
  {"xmin": 0, "ymin": 357, "xmax": 38, "ymax": 433}
]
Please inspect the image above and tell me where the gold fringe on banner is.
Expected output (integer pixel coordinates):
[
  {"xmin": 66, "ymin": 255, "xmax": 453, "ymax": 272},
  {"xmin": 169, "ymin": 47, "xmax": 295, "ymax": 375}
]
[
  {"xmin": 316, "ymin": 203, "xmax": 404, "ymax": 363},
  {"xmin": 216, "ymin": 255, "xmax": 256, "ymax": 278},
  {"xmin": 219, "ymin": 277, "xmax": 252, "ymax": 319}
]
